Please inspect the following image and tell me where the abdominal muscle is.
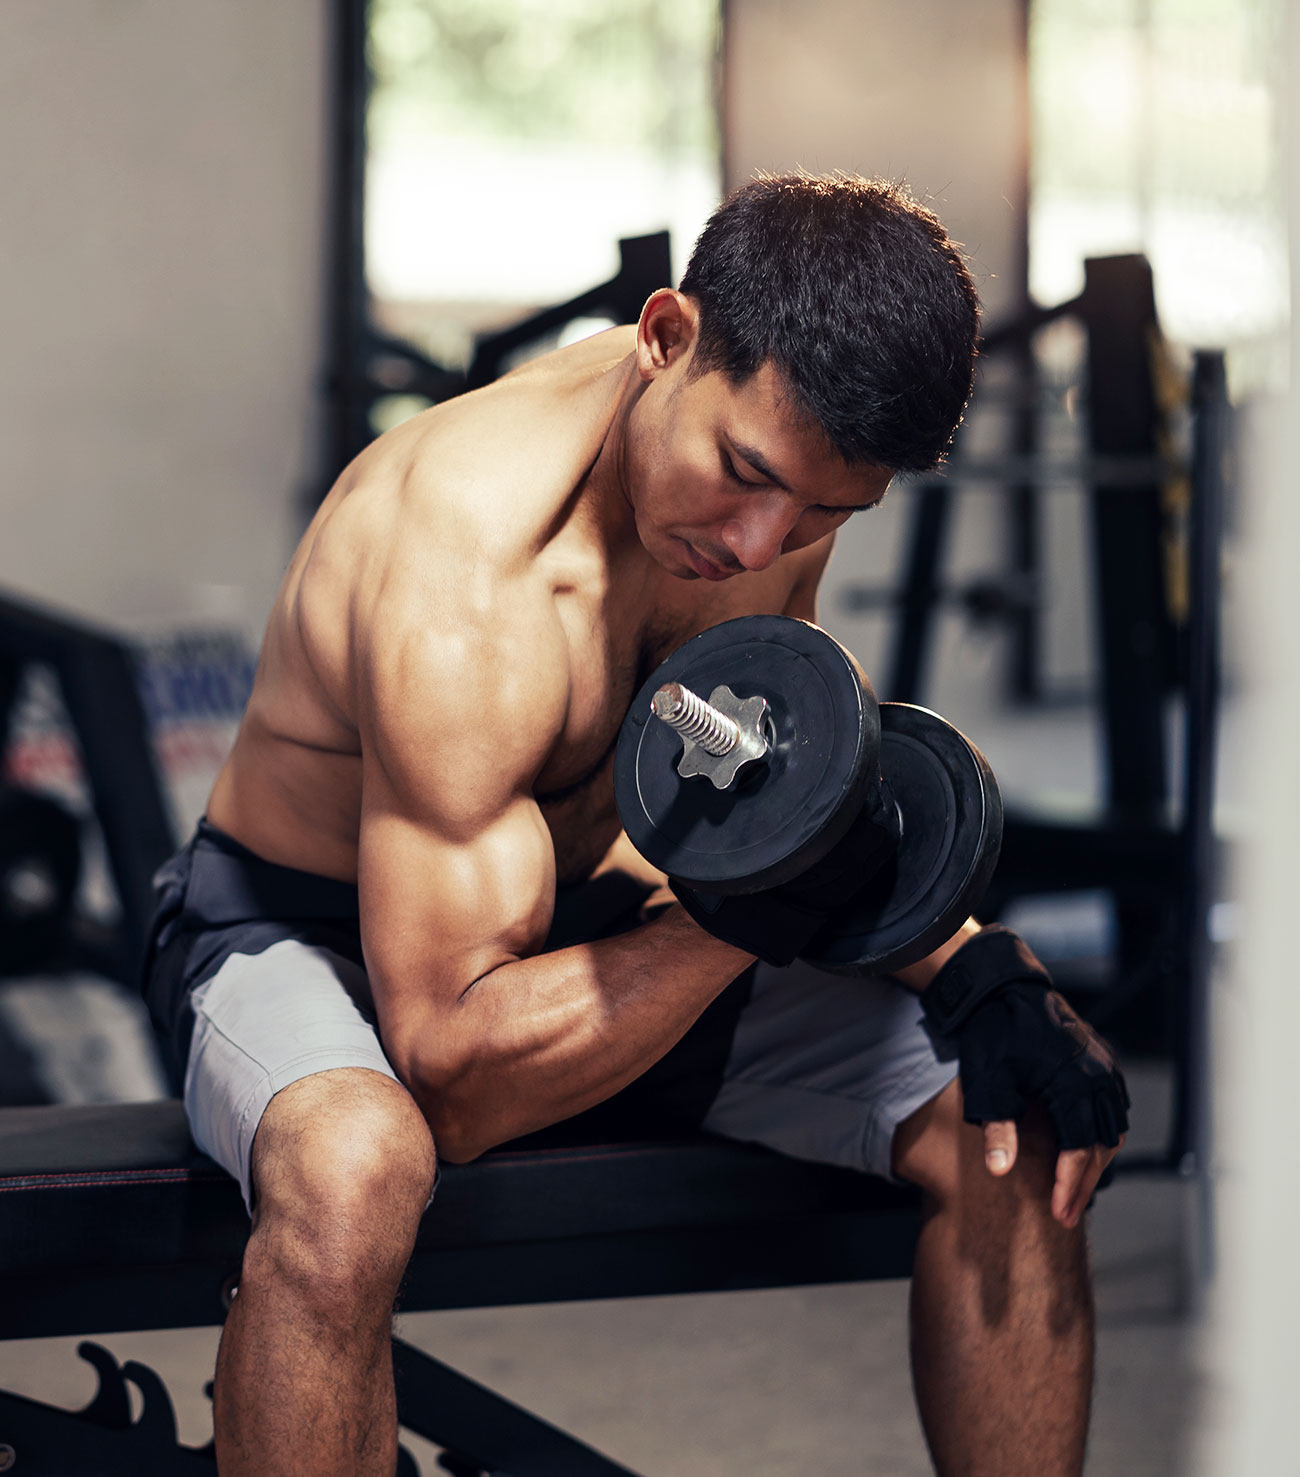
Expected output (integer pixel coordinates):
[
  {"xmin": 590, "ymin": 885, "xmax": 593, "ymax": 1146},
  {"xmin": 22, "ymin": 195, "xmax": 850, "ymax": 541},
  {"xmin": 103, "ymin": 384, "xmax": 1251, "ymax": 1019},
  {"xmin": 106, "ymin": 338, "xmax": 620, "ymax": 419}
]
[{"xmin": 207, "ymin": 720, "xmax": 363, "ymax": 882}]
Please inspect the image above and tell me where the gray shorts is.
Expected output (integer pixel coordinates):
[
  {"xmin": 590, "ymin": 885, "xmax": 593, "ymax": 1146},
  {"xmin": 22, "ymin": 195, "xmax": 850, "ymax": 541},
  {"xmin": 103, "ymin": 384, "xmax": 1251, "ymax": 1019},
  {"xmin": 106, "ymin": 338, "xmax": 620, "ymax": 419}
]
[
  {"xmin": 184, "ymin": 941, "xmax": 402, "ymax": 1212},
  {"xmin": 184, "ymin": 936, "xmax": 955, "ymax": 1213}
]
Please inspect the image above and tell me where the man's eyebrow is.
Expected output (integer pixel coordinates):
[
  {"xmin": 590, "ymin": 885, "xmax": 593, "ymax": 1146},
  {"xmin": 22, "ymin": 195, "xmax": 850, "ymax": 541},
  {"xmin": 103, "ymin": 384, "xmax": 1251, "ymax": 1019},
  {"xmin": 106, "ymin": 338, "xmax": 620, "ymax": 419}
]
[
  {"xmin": 730, "ymin": 436, "xmax": 887, "ymax": 513},
  {"xmin": 728, "ymin": 438, "xmax": 793, "ymax": 492}
]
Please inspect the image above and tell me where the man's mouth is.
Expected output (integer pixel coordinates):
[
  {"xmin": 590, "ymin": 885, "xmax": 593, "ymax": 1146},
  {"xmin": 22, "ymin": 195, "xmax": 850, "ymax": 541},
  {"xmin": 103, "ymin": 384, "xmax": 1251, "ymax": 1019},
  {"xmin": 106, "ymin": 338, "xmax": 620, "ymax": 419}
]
[{"xmin": 683, "ymin": 542, "xmax": 739, "ymax": 581}]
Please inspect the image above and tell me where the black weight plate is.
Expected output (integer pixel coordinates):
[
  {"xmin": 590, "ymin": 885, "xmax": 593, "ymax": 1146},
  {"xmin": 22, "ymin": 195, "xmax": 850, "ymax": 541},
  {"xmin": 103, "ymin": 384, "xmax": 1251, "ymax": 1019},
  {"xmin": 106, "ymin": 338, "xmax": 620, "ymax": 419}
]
[
  {"xmin": 614, "ymin": 616, "xmax": 878, "ymax": 894},
  {"xmin": 0, "ymin": 785, "xmax": 82, "ymax": 975},
  {"xmin": 803, "ymin": 704, "xmax": 1002, "ymax": 975}
]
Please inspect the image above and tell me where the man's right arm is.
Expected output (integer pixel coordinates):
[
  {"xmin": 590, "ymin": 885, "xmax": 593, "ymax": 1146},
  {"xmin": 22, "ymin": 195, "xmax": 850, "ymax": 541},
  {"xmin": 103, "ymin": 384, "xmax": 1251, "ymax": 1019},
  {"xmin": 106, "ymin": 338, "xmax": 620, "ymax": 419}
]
[{"xmin": 355, "ymin": 602, "xmax": 752, "ymax": 1163}]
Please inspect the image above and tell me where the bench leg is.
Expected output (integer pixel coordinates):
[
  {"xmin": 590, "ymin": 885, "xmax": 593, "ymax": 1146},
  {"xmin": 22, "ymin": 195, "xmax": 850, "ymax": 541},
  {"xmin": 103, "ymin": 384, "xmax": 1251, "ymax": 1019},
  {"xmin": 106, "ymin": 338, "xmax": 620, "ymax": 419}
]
[
  {"xmin": 392, "ymin": 1336, "xmax": 641, "ymax": 1477},
  {"xmin": 0, "ymin": 1341, "xmax": 214, "ymax": 1474}
]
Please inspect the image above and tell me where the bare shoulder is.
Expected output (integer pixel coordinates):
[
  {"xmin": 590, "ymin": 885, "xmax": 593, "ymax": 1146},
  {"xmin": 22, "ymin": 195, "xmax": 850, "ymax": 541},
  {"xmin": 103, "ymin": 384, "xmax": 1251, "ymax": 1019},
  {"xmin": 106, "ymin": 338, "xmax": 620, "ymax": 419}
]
[
  {"xmin": 350, "ymin": 329, "xmax": 632, "ymax": 553},
  {"xmin": 497, "ymin": 324, "xmax": 637, "ymax": 388},
  {"xmin": 397, "ymin": 325, "xmax": 636, "ymax": 520},
  {"xmin": 356, "ymin": 559, "xmax": 571, "ymax": 836},
  {"xmin": 781, "ymin": 533, "xmax": 838, "ymax": 621},
  {"xmin": 288, "ymin": 333, "xmax": 635, "ymax": 728}
]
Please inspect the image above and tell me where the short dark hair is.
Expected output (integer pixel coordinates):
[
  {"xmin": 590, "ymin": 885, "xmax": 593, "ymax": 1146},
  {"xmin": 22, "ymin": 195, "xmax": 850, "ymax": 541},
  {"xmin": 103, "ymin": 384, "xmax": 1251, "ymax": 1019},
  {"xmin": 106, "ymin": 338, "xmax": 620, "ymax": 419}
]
[{"xmin": 679, "ymin": 173, "xmax": 979, "ymax": 472}]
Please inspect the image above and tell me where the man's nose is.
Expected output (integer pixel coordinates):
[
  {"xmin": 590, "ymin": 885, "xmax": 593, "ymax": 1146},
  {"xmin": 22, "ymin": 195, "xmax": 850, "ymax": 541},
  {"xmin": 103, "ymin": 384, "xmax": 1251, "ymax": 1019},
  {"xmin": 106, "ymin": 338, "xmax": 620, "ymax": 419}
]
[{"xmin": 720, "ymin": 498, "xmax": 801, "ymax": 572}]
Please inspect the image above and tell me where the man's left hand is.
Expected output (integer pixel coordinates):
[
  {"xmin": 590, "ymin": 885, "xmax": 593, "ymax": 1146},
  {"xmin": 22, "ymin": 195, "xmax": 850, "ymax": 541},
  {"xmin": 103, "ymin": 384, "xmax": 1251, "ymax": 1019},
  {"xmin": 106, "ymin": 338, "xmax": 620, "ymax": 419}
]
[
  {"xmin": 917, "ymin": 924, "xmax": 1131, "ymax": 1227},
  {"xmin": 981, "ymin": 1117, "xmax": 1122, "ymax": 1229}
]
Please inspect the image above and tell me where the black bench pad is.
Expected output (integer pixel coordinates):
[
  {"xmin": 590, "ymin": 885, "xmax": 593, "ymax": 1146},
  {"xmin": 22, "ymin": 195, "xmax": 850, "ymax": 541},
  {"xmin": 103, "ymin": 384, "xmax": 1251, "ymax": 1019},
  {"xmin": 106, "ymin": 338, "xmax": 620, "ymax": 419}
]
[{"xmin": 0, "ymin": 1101, "xmax": 921, "ymax": 1341}]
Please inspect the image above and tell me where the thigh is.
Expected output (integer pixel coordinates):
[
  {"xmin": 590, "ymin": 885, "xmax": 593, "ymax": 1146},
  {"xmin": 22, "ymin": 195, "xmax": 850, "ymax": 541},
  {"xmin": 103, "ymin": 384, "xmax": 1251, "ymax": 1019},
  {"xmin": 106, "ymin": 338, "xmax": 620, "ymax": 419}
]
[
  {"xmin": 700, "ymin": 958, "xmax": 957, "ymax": 1181},
  {"xmin": 184, "ymin": 938, "xmax": 403, "ymax": 1212}
]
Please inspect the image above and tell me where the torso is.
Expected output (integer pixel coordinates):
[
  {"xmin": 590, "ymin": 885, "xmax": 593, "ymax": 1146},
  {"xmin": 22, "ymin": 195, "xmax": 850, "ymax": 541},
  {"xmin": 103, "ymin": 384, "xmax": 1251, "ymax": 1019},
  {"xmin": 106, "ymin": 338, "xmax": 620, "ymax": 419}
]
[{"xmin": 207, "ymin": 328, "xmax": 823, "ymax": 888}]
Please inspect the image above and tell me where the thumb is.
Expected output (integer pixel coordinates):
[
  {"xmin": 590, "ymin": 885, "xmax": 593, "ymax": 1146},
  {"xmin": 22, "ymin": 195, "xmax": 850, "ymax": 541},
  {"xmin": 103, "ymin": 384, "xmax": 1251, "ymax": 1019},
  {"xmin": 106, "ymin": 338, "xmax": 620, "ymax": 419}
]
[{"xmin": 983, "ymin": 1119, "xmax": 1018, "ymax": 1176}]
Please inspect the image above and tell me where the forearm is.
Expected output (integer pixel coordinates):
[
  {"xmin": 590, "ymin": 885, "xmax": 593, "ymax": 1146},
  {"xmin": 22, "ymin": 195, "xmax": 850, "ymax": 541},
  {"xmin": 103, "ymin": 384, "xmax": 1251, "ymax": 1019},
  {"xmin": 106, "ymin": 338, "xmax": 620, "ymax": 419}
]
[
  {"xmin": 405, "ymin": 904, "xmax": 752, "ymax": 1160},
  {"xmin": 890, "ymin": 916, "xmax": 983, "ymax": 993}
]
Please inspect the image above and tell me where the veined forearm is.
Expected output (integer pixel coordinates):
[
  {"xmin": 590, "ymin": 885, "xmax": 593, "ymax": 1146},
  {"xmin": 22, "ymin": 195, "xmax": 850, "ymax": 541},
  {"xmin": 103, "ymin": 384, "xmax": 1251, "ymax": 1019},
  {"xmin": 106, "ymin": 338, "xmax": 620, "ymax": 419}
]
[{"xmin": 408, "ymin": 905, "xmax": 752, "ymax": 1160}]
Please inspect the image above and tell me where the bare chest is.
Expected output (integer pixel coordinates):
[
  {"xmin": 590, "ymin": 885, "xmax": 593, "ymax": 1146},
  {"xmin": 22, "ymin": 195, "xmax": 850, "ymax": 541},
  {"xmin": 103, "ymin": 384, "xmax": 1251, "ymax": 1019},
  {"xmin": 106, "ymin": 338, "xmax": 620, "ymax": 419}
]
[
  {"xmin": 534, "ymin": 571, "xmax": 797, "ymax": 884},
  {"xmin": 533, "ymin": 615, "xmax": 679, "ymax": 884}
]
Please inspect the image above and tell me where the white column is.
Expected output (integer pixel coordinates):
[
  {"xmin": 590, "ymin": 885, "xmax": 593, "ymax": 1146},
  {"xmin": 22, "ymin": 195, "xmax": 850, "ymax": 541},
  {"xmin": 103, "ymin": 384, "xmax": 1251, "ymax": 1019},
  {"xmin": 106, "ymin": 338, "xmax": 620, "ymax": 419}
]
[{"xmin": 1202, "ymin": 2, "xmax": 1300, "ymax": 1467}]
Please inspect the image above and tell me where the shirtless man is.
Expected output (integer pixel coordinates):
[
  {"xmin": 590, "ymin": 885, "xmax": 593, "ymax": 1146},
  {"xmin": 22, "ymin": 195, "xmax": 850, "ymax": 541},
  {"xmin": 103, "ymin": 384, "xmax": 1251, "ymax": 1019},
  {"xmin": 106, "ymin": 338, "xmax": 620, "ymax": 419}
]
[{"xmin": 142, "ymin": 174, "xmax": 1128, "ymax": 1476}]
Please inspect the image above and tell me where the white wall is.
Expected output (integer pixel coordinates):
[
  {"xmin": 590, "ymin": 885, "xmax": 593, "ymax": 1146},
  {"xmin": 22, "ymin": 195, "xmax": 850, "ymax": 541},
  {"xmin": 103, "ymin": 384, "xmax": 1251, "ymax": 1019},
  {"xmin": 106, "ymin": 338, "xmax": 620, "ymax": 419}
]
[
  {"xmin": 724, "ymin": 0, "xmax": 1027, "ymax": 323},
  {"xmin": 0, "ymin": 1, "xmax": 330, "ymax": 641}
]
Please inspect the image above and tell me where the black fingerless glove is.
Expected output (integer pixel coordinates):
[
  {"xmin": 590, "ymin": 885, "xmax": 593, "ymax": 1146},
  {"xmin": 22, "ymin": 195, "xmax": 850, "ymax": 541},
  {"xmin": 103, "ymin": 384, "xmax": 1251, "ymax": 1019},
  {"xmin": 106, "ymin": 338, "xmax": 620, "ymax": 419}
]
[
  {"xmin": 919, "ymin": 924, "xmax": 1130, "ymax": 1151},
  {"xmin": 672, "ymin": 780, "xmax": 900, "ymax": 967}
]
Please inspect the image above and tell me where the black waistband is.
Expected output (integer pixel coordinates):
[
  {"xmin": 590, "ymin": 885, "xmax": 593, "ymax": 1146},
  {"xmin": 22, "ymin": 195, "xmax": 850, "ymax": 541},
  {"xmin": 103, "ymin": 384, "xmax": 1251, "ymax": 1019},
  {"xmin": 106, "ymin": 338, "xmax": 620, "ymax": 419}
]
[{"xmin": 181, "ymin": 820, "xmax": 361, "ymax": 928}]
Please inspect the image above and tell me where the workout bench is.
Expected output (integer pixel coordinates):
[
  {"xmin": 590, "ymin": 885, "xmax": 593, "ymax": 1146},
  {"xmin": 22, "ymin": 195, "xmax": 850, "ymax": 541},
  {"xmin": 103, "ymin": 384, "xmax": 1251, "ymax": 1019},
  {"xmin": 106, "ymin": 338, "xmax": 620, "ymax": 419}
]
[{"xmin": 0, "ymin": 1100, "xmax": 922, "ymax": 1474}]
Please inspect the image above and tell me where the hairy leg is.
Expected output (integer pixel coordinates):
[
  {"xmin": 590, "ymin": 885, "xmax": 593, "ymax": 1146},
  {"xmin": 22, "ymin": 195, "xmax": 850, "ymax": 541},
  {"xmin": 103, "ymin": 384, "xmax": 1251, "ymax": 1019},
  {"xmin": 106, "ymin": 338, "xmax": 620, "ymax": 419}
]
[
  {"xmin": 893, "ymin": 1080, "xmax": 1094, "ymax": 1477},
  {"xmin": 213, "ymin": 1068, "xmax": 438, "ymax": 1477}
]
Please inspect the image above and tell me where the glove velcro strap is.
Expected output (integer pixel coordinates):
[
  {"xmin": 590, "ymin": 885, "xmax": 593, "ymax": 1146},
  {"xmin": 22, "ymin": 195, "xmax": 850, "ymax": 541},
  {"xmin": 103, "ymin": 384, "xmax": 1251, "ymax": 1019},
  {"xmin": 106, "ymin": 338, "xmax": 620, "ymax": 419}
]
[{"xmin": 919, "ymin": 923, "xmax": 1052, "ymax": 1036}]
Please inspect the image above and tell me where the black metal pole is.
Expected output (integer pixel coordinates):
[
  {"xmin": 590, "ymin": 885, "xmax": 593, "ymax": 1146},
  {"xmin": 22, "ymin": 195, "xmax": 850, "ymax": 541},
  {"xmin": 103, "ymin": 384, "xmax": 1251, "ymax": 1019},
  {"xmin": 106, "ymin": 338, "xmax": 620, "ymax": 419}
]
[
  {"xmin": 1169, "ymin": 350, "xmax": 1227, "ymax": 1183},
  {"xmin": 1007, "ymin": 0, "xmax": 1043, "ymax": 704},
  {"xmin": 321, "ymin": 0, "xmax": 373, "ymax": 499},
  {"xmin": 1082, "ymin": 254, "xmax": 1172, "ymax": 822},
  {"xmin": 886, "ymin": 481, "xmax": 951, "ymax": 703}
]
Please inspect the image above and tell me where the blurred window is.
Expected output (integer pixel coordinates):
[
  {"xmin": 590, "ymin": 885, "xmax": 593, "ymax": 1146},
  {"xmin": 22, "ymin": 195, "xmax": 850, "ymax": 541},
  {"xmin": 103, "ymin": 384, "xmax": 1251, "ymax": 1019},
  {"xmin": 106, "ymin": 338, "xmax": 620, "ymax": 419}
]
[
  {"xmin": 365, "ymin": 0, "xmax": 723, "ymax": 372},
  {"xmin": 1029, "ymin": 0, "xmax": 1287, "ymax": 385}
]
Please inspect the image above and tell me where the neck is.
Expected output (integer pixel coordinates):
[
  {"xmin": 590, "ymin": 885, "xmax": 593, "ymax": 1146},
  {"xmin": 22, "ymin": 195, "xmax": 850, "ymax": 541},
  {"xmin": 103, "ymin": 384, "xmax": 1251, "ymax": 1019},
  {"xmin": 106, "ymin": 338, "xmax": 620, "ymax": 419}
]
[{"xmin": 580, "ymin": 353, "xmax": 647, "ymax": 558}]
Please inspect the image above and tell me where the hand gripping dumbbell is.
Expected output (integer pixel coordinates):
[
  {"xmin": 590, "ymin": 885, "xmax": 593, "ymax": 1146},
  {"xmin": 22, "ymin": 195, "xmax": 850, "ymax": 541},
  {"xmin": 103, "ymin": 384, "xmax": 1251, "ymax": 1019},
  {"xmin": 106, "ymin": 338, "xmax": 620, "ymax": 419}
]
[{"xmin": 612, "ymin": 615, "xmax": 1003, "ymax": 974}]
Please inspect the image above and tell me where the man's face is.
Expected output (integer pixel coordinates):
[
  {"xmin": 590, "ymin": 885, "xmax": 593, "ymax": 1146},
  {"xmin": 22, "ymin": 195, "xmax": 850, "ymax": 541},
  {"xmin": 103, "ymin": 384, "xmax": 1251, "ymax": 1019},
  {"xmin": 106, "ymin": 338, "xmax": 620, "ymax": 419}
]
[{"xmin": 624, "ymin": 356, "xmax": 893, "ymax": 582}]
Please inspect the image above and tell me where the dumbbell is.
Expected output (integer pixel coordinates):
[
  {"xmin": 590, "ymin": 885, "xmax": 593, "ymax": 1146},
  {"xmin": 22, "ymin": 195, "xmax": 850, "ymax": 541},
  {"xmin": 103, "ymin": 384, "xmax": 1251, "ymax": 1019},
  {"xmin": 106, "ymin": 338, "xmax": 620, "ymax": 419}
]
[{"xmin": 612, "ymin": 615, "xmax": 1002, "ymax": 974}]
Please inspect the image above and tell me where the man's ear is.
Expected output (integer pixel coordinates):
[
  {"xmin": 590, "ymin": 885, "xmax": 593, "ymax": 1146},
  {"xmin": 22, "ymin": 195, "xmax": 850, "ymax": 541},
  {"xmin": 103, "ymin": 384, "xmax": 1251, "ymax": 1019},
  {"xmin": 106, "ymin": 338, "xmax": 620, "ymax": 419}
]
[{"xmin": 635, "ymin": 290, "xmax": 699, "ymax": 383}]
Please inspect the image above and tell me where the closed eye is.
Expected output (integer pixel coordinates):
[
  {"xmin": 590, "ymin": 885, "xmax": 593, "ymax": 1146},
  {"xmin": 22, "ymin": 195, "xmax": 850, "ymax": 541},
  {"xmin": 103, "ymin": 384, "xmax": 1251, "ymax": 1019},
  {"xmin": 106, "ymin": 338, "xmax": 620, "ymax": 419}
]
[
  {"xmin": 815, "ymin": 495, "xmax": 887, "ymax": 517},
  {"xmin": 722, "ymin": 453, "xmax": 764, "ymax": 487}
]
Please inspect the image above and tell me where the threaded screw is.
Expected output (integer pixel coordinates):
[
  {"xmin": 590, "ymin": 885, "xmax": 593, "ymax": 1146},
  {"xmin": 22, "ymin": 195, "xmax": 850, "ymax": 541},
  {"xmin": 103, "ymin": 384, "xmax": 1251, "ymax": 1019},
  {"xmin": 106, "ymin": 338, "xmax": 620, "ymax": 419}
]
[{"xmin": 651, "ymin": 682, "xmax": 741, "ymax": 756}]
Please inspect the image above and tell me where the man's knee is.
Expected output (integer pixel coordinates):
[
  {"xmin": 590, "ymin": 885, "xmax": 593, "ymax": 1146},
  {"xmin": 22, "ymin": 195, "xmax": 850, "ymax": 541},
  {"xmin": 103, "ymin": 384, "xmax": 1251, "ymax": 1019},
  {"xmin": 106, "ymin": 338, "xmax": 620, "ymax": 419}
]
[
  {"xmin": 891, "ymin": 1078, "xmax": 1058, "ymax": 1213},
  {"xmin": 247, "ymin": 1068, "xmax": 437, "ymax": 1302}
]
